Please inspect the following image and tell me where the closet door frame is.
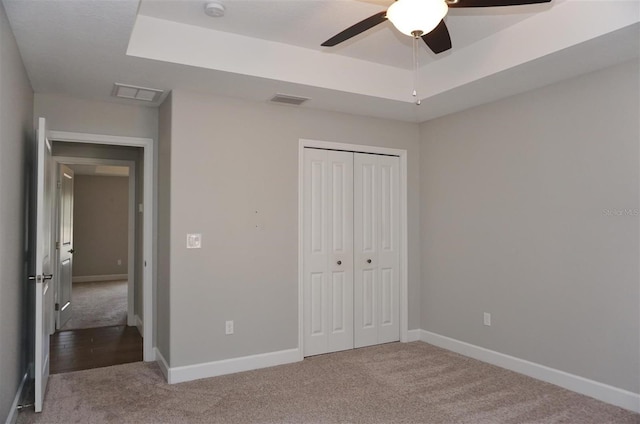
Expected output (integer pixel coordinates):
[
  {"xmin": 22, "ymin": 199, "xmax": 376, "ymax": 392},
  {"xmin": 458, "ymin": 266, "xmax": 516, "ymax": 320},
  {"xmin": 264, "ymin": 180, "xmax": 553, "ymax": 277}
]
[{"xmin": 298, "ymin": 139, "xmax": 409, "ymax": 359}]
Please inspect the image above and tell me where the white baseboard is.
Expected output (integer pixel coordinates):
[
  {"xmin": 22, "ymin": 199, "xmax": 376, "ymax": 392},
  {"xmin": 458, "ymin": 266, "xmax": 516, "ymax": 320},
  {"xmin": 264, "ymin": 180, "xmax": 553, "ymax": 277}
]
[
  {"xmin": 155, "ymin": 347, "xmax": 170, "ymax": 381},
  {"xmin": 419, "ymin": 330, "xmax": 640, "ymax": 413},
  {"xmin": 72, "ymin": 274, "xmax": 127, "ymax": 283},
  {"xmin": 406, "ymin": 329, "xmax": 421, "ymax": 342},
  {"xmin": 127, "ymin": 308, "xmax": 136, "ymax": 327},
  {"xmin": 5, "ymin": 369, "xmax": 29, "ymax": 424},
  {"xmin": 167, "ymin": 348, "xmax": 301, "ymax": 384},
  {"xmin": 135, "ymin": 315, "xmax": 143, "ymax": 337}
]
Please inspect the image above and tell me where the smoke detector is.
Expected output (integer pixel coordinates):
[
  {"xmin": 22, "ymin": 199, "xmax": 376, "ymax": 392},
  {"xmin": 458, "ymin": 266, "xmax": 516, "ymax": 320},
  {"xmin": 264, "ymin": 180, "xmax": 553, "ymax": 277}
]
[{"xmin": 204, "ymin": 2, "xmax": 225, "ymax": 17}]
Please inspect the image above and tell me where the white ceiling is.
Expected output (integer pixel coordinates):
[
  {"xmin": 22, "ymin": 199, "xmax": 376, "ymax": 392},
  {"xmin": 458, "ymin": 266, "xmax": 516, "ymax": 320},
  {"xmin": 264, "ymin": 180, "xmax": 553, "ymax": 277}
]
[{"xmin": 3, "ymin": 0, "xmax": 639, "ymax": 122}]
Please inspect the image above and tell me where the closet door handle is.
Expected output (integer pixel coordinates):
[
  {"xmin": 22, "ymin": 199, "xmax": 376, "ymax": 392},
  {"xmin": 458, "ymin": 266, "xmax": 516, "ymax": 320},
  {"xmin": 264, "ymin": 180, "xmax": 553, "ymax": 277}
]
[
  {"xmin": 337, "ymin": 260, "xmax": 342, "ymax": 265},
  {"xmin": 367, "ymin": 259, "xmax": 372, "ymax": 264}
]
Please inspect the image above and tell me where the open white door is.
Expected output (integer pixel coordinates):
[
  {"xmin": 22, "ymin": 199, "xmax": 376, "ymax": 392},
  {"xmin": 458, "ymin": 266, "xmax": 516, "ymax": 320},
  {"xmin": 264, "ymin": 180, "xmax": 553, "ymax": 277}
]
[
  {"xmin": 33, "ymin": 117, "xmax": 54, "ymax": 412},
  {"xmin": 56, "ymin": 164, "xmax": 74, "ymax": 329}
]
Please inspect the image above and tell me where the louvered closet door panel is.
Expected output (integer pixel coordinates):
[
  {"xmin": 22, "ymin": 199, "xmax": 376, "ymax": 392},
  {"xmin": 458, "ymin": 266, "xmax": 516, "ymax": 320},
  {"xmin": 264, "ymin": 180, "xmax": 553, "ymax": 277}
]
[
  {"xmin": 303, "ymin": 148, "xmax": 354, "ymax": 356},
  {"xmin": 354, "ymin": 153, "xmax": 400, "ymax": 348}
]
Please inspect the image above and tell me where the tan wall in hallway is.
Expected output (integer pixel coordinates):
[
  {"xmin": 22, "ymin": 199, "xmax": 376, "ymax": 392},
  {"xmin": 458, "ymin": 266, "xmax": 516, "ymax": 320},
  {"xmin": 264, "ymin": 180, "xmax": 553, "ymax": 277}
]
[{"xmin": 72, "ymin": 175, "xmax": 129, "ymax": 278}]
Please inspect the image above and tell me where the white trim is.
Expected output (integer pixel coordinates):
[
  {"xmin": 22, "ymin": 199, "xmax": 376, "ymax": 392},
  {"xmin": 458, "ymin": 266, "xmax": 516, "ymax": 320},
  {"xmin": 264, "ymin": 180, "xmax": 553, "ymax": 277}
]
[
  {"xmin": 419, "ymin": 330, "xmax": 640, "ymax": 413},
  {"xmin": 4, "ymin": 369, "xmax": 29, "ymax": 424},
  {"xmin": 49, "ymin": 130, "xmax": 155, "ymax": 362},
  {"xmin": 155, "ymin": 347, "xmax": 169, "ymax": 381},
  {"xmin": 127, "ymin": 167, "xmax": 136, "ymax": 326},
  {"xmin": 297, "ymin": 139, "xmax": 409, "ymax": 356},
  {"xmin": 406, "ymin": 329, "xmax": 421, "ymax": 342},
  {"xmin": 167, "ymin": 348, "xmax": 301, "ymax": 384},
  {"xmin": 49, "ymin": 131, "xmax": 152, "ymax": 147},
  {"xmin": 399, "ymin": 151, "xmax": 408, "ymax": 343},
  {"xmin": 297, "ymin": 144, "xmax": 305, "ymax": 361},
  {"xmin": 135, "ymin": 314, "xmax": 143, "ymax": 337},
  {"xmin": 72, "ymin": 274, "xmax": 128, "ymax": 283}
]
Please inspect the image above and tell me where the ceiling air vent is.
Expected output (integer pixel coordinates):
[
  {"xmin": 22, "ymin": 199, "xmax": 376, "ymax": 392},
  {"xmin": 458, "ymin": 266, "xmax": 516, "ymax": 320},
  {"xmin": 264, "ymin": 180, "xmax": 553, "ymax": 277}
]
[
  {"xmin": 269, "ymin": 94, "xmax": 310, "ymax": 106},
  {"xmin": 112, "ymin": 83, "xmax": 164, "ymax": 102}
]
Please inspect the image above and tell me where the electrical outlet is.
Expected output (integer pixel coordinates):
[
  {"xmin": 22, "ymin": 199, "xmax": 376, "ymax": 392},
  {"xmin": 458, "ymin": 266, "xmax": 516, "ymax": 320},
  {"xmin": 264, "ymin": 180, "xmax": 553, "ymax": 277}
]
[
  {"xmin": 117, "ymin": 259, "xmax": 122, "ymax": 266},
  {"xmin": 483, "ymin": 312, "xmax": 491, "ymax": 326},
  {"xmin": 225, "ymin": 320, "xmax": 234, "ymax": 335}
]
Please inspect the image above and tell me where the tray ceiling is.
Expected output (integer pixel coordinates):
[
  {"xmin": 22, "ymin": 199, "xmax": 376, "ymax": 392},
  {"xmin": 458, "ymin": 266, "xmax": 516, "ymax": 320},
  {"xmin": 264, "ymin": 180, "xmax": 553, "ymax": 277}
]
[{"xmin": 3, "ymin": 0, "xmax": 639, "ymax": 122}]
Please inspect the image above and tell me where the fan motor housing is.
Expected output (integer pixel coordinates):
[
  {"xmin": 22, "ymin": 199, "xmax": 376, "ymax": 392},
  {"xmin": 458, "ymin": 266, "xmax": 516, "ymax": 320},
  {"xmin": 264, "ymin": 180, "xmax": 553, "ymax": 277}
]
[{"xmin": 204, "ymin": 2, "xmax": 225, "ymax": 18}]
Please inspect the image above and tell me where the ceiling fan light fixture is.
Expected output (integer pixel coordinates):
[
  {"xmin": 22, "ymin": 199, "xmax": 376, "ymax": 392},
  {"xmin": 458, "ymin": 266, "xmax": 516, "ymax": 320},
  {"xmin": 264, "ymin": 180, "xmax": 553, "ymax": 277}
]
[{"xmin": 386, "ymin": 0, "xmax": 448, "ymax": 37}]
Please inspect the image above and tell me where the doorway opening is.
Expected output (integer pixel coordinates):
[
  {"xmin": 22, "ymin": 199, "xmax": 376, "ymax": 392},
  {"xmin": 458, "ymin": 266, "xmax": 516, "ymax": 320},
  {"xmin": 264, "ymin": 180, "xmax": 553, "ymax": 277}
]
[
  {"xmin": 44, "ymin": 133, "xmax": 154, "ymax": 374},
  {"xmin": 49, "ymin": 155, "xmax": 141, "ymax": 373}
]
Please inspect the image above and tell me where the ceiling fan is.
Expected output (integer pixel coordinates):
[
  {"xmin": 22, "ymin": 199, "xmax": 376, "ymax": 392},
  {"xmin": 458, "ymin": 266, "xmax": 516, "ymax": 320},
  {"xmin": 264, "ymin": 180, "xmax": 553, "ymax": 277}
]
[{"xmin": 321, "ymin": 0, "xmax": 552, "ymax": 55}]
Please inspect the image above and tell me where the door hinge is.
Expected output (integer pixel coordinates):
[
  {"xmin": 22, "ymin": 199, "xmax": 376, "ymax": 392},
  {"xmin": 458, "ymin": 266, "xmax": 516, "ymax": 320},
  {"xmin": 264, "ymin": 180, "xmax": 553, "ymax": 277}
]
[
  {"xmin": 55, "ymin": 241, "xmax": 60, "ymax": 250},
  {"xmin": 54, "ymin": 303, "xmax": 60, "ymax": 311},
  {"xmin": 57, "ymin": 181, "xmax": 61, "ymax": 189}
]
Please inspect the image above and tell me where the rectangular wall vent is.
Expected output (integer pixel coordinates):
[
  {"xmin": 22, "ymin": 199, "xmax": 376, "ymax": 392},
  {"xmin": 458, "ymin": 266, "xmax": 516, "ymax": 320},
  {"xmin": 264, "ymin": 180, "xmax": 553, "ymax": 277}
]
[
  {"xmin": 112, "ymin": 83, "xmax": 164, "ymax": 102},
  {"xmin": 269, "ymin": 94, "xmax": 310, "ymax": 106}
]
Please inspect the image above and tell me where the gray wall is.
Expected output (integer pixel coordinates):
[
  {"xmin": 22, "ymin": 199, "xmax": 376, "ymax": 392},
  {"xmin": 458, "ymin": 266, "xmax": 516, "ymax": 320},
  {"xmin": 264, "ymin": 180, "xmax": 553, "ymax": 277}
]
[
  {"xmin": 0, "ymin": 2, "xmax": 33, "ymax": 422},
  {"xmin": 157, "ymin": 92, "xmax": 172, "ymax": 362},
  {"xmin": 161, "ymin": 90, "xmax": 421, "ymax": 367},
  {"xmin": 34, "ymin": 93, "xmax": 158, "ymax": 140},
  {"xmin": 72, "ymin": 175, "xmax": 129, "ymax": 278},
  {"xmin": 419, "ymin": 59, "xmax": 640, "ymax": 393}
]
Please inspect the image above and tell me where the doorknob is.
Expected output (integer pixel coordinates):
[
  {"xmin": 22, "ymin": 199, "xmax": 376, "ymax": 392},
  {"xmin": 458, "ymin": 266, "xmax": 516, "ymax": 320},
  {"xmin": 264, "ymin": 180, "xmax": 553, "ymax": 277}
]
[
  {"xmin": 337, "ymin": 260, "xmax": 342, "ymax": 265},
  {"xmin": 43, "ymin": 274, "xmax": 53, "ymax": 281},
  {"xmin": 68, "ymin": 249, "xmax": 74, "ymax": 254},
  {"xmin": 367, "ymin": 259, "xmax": 372, "ymax": 264}
]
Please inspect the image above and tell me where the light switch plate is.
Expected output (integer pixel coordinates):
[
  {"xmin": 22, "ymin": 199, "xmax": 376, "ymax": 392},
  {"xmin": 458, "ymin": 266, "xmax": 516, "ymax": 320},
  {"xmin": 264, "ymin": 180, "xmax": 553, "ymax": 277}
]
[{"xmin": 186, "ymin": 233, "xmax": 202, "ymax": 249}]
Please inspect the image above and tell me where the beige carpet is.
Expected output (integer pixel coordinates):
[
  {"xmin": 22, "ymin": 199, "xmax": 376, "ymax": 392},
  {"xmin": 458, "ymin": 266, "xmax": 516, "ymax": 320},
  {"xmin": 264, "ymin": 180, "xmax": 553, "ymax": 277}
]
[
  {"xmin": 60, "ymin": 280, "xmax": 127, "ymax": 330},
  {"xmin": 18, "ymin": 342, "xmax": 639, "ymax": 424}
]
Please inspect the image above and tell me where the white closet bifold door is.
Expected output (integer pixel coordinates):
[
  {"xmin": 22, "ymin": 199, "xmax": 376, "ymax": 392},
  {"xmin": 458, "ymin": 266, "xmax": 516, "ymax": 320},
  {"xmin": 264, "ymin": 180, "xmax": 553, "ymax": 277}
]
[
  {"xmin": 303, "ymin": 148, "xmax": 354, "ymax": 356},
  {"xmin": 354, "ymin": 153, "xmax": 400, "ymax": 348}
]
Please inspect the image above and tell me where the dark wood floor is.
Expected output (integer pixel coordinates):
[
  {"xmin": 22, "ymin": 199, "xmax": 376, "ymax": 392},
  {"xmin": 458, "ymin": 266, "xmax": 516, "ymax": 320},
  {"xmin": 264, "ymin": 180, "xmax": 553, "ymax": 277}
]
[{"xmin": 50, "ymin": 325, "xmax": 143, "ymax": 374}]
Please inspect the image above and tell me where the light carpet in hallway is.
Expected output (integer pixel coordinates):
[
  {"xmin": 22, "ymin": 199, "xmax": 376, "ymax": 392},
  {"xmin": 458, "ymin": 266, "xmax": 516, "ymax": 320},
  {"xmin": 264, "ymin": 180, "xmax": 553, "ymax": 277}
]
[{"xmin": 60, "ymin": 280, "xmax": 127, "ymax": 330}]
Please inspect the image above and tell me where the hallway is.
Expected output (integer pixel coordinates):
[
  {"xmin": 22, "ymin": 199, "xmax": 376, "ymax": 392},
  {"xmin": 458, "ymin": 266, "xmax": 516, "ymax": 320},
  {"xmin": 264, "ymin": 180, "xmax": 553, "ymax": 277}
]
[
  {"xmin": 60, "ymin": 280, "xmax": 128, "ymax": 331},
  {"xmin": 51, "ymin": 279, "xmax": 141, "ymax": 374}
]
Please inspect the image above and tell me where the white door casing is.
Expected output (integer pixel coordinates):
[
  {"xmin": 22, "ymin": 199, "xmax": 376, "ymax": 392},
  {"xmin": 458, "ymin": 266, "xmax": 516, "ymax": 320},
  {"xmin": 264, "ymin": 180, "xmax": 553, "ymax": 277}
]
[
  {"xmin": 48, "ymin": 130, "xmax": 154, "ymax": 362},
  {"xmin": 354, "ymin": 153, "xmax": 400, "ymax": 348},
  {"xmin": 56, "ymin": 164, "xmax": 74, "ymax": 329},
  {"xmin": 34, "ymin": 117, "xmax": 54, "ymax": 412},
  {"xmin": 303, "ymin": 148, "xmax": 354, "ymax": 356}
]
